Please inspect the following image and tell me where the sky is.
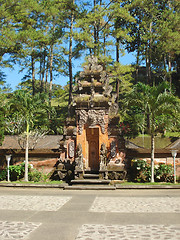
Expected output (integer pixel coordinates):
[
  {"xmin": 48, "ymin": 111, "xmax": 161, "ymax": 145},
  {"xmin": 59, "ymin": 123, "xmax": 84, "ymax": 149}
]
[{"xmin": 3, "ymin": 51, "xmax": 136, "ymax": 91}]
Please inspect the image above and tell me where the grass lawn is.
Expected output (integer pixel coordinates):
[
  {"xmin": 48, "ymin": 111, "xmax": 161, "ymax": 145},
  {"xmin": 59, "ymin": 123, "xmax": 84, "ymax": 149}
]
[{"xmin": 130, "ymin": 133, "xmax": 179, "ymax": 149}]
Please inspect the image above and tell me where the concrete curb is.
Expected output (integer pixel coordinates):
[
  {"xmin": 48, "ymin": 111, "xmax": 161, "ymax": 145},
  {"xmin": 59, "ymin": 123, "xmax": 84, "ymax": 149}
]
[
  {"xmin": 115, "ymin": 184, "xmax": 180, "ymax": 189},
  {"xmin": 0, "ymin": 183, "xmax": 66, "ymax": 189},
  {"xmin": 0, "ymin": 182, "xmax": 180, "ymax": 190}
]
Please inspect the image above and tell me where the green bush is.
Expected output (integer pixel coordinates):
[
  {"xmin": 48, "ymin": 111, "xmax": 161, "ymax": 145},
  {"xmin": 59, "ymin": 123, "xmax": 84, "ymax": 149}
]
[
  {"xmin": 130, "ymin": 159, "xmax": 174, "ymax": 183},
  {"xmin": 28, "ymin": 169, "xmax": 49, "ymax": 182},
  {"xmin": 9, "ymin": 163, "xmax": 25, "ymax": 181},
  {"xmin": 130, "ymin": 159, "xmax": 151, "ymax": 182},
  {"xmin": 28, "ymin": 169, "xmax": 43, "ymax": 182},
  {"xmin": 155, "ymin": 164, "xmax": 173, "ymax": 182},
  {"xmin": 0, "ymin": 169, "xmax": 7, "ymax": 181}
]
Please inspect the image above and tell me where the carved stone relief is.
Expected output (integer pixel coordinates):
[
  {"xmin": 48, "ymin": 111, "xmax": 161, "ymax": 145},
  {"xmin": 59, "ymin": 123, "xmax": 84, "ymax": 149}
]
[
  {"xmin": 110, "ymin": 141, "xmax": 116, "ymax": 158},
  {"xmin": 75, "ymin": 143, "xmax": 84, "ymax": 170},
  {"xmin": 68, "ymin": 141, "xmax": 75, "ymax": 158},
  {"xmin": 83, "ymin": 56, "xmax": 103, "ymax": 72},
  {"xmin": 100, "ymin": 143, "xmax": 107, "ymax": 171},
  {"xmin": 109, "ymin": 103, "xmax": 119, "ymax": 115},
  {"xmin": 77, "ymin": 109, "xmax": 106, "ymax": 134}
]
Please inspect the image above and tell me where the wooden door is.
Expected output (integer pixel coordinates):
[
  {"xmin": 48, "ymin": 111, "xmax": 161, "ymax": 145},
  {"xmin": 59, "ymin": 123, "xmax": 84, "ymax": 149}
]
[
  {"xmin": 89, "ymin": 140, "xmax": 99, "ymax": 170},
  {"xmin": 86, "ymin": 128, "xmax": 99, "ymax": 171}
]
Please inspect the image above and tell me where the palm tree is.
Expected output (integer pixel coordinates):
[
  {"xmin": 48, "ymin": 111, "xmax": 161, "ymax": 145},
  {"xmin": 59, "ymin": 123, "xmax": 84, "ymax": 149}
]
[
  {"xmin": 126, "ymin": 82, "xmax": 179, "ymax": 182},
  {"xmin": 9, "ymin": 90, "xmax": 47, "ymax": 181}
]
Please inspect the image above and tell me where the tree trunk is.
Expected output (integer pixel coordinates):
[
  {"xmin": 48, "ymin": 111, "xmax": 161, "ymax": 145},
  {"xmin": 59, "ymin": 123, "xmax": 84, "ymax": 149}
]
[
  {"xmin": 93, "ymin": 0, "xmax": 98, "ymax": 56},
  {"xmin": 146, "ymin": 21, "xmax": 152, "ymax": 86},
  {"xmin": 168, "ymin": 53, "xmax": 172, "ymax": 91},
  {"xmin": 45, "ymin": 56, "xmax": 49, "ymax": 93},
  {"xmin": 49, "ymin": 44, "xmax": 53, "ymax": 105},
  {"xmin": 163, "ymin": 54, "xmax": 167, "ymax": 81},
  {"xmin": 31, "ymin": 52, "xmax": 35, "ymax": 96},
  {"xmin": 68, "ymin": 1, "xmax": 74, "ymax": 105},
  {"xmin": 116, "ymin": 38, "xmax": 119, "ymax": 103},
  {"xmin": 136, "ymin": 49, "xmax": 140, "ymax": 83},
  {"xmin": 24, "ymin": 122, "xmax": 29, "ymax": 182},
  {"xmin": 41, "ymin": 49, "xmax": 46, "ymax": 93},
  {"xmin": 146, "ymin": 49, "xmax": 151, "ymax": 85},
  {"xmin": 151, "ymin": 134, "xmax": 155, "ymax": 183}
]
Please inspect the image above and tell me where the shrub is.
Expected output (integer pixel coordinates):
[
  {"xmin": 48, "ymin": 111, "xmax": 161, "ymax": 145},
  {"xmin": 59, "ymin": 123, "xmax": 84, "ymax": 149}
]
[
  {"xmin": 9, "ymin": 163, "xmax": 25, "ymax": 181},
  {"xmin": 28, "ymin": 169, "xmax": 49, "ymax": 182},
  {"xmin": 0, "ymin": 169, "xmax": 7, "ymax": 181},
  {"xmin": 130, "ymin": 159, "xmax": 151, "ymax": 182},
  {"xmin": 28, "ymin": 169, "xmax": 43, "ymax": 182},
  {"xmin": 155, "ymin": 164, "xmax": 173, "ymax": 182},
  {"xmin": 130, "ymin": 159, "xmax": 174, "ymax": 183}
]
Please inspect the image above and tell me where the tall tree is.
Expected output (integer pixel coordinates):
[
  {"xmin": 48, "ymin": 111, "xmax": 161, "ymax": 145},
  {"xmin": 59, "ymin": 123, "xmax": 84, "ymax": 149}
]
[
  {"xmin": 125, "ymin": 0, "xmax": 180, "ymax": 86},
  {"xmin": 126, "ymin": 82, "xmax": 180, "ymax": 182},
  {"xmin": 8, "ymin": 90, "xmax": 48, "ymax": 181}
]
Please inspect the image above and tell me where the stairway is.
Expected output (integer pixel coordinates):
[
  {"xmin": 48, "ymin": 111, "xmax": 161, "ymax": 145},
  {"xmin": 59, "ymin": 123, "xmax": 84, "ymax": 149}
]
[{"xmin": 64, "ymin": 171, "xmax": 116, "ymax": 190}]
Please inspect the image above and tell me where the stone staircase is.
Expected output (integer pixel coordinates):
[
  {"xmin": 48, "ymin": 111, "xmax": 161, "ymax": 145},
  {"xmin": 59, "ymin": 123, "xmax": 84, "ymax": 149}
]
[{"xmin": 64, "ymin": 171, "xmax": 116, "ymax": 190}]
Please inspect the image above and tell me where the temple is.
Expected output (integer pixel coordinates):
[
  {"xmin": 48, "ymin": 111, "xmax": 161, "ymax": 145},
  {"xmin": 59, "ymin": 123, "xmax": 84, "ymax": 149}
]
[{"xmin": 59, "ymin": 56, "xmax": 126, "ymax": 180}]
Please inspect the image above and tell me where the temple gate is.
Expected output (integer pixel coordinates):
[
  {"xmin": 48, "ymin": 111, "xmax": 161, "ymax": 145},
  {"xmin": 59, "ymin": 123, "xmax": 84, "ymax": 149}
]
[{"xmin": 59, "ymin": 56, "xmax": 126, "ymax": 180}]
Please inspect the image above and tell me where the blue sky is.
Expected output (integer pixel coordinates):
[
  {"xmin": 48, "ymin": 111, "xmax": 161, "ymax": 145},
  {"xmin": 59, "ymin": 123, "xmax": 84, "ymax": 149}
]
[{"xmin": 3, "ymin": 51, "xmax": 136, "ymax": 91}]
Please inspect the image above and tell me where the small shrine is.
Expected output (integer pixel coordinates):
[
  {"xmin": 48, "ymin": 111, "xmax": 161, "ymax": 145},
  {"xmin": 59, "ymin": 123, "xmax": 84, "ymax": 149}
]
[{"xmin": 59, "ymin": 56, "xmax": 126, "ymax": 181}]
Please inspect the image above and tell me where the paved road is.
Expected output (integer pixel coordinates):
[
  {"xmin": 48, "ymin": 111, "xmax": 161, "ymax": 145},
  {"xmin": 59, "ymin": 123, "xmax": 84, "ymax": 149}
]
[{"xmin": 0, "ymin": 188, "xmax": 180, "ymax": 240}]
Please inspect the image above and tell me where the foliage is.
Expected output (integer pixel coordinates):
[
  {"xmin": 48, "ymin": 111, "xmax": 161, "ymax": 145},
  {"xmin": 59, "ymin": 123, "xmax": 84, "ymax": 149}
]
[
  {"xmin": 124, "ymin": 81, "xmax": 179, "ymax": 182},
  {"xmin": 8, "ymin": 163, "xmax": 26, "ymax": 181},
  {"xmin": 155, "ymin": 164, "xmax": 174, "ymax": 182},
  {"xmin": 130, "ymin": 159, "xmax": 174, "ymax": 183},
  {"xmin": 108, "ymin": 62, "xmax": 134, "ymax": 96},
  {"xmin": 5, "ymin": 90, "xmax": 50, "ymax": 181},
  {"xmin": 118, "ymin": 122, "xmax": 131, "ymax": 137},
  {"xmin": 0, "ymin": 169, "xmax": 7, "ymax": 181},
  {"xmin": 28, "ymin": 168, "xmax": 49, "ymax": 182},
  {"xmin": 130, "ymin": 159, "xmax": 151, "ymax": 182},
  {"xmin": 0, "ymin": 162, "xmax": 50, "ymax": 182}
]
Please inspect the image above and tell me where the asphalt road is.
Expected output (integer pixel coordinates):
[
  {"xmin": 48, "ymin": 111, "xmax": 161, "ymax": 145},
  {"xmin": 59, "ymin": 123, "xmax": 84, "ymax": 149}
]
[{"xmin": 0, "ymin": 188, "xmax": 180, "ymax": 240}]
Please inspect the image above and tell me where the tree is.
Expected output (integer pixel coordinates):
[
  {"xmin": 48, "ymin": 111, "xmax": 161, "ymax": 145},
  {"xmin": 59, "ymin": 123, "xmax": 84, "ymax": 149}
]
[
  {"xmin": 0, "ymin": 89, "xmax": 5, "ymax": 145},
  {"xmin": 108, "ymin": 62, "xmax": 133, "ymax": 102},
  {"xmin": 126, "ymin": 82, "xmax": 180, "ymax": 182},
  {"xmin": 124, "ymin": 0, "xmax": 180, "ymax": 87},
  {"xmin": 7, "ymin": 90, "xmax": 48, "ymax": 181}
]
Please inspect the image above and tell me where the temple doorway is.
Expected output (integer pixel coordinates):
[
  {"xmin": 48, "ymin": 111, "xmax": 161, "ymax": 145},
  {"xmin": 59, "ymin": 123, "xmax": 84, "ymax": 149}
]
[{"xmin": 86, "ymin": 128, "xmax": 99, "ymax": 171}]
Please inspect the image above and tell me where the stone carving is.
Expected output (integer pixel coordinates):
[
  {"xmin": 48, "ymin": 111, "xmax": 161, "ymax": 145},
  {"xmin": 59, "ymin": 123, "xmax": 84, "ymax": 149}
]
[
  {"xmin": 100, "ymin": 71, "xmax": 107, "ymax": 84},
  {"xmin": 77, "ymin": 110, "xmax": 106, "ymax": 134},
  {"xmin": 103, "ymin": 84, "xmax": 113, "ymax": 97},
  {"xmin": 68, "ymin": 141, "xmax": 75, "ymax": 158},
  {"xmin": 77, "ymin": 110, "xmax": 88, "ymax": 135},
  {"xmin": 83, "ymin": 56, "xmax": 103, "ymax": 72},
  {"xmin": 109, "ymin": 103, "xmax": 119, "ymax": 115},
  {"xmin": 75, "ymin": 143, "xmax": 84, "ymax": 170},
  {"xmin": 111, "ymin": 141, "xmax": 116, "ymax": 158},
  {"xmin": 100, "ymin": 143, "xmax": 107, "ymax": 170}
]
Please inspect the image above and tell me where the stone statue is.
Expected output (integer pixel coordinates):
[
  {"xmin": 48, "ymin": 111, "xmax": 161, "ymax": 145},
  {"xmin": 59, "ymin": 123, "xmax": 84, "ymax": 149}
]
[
  {"xmin": 75, "ymin": 143, "xmax": 84, "ymax": 170},
  {"xmin": 100, "ymin": 143, "xmax": 107, "ymax": 170}
]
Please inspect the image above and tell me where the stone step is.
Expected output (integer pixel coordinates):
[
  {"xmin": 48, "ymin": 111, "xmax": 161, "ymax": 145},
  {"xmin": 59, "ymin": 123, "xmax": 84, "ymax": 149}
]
[
  {"xmin": 83, "ymin": 174, "xmax": 99, "ymax": 179},
  {"xmin": 71, "ymin": 179, "xmax": 111, "ymax": 185},
  {"xmin": 64, "ymin": 185, "xmax": 116, "ymax": 190}
]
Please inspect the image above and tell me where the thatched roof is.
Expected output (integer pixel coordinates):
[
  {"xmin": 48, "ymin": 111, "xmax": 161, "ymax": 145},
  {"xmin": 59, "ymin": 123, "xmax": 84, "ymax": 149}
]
[
  {"xmin": 126, "ymin": 140, "xmax": 144, "ymax": 149},
  {"xmin": 166, "ymin": 138, "xmax": 180, "ymax": 150},
  {"xmin": 0, "ymin": 135, "xmax": 63, "ymax": 150}
]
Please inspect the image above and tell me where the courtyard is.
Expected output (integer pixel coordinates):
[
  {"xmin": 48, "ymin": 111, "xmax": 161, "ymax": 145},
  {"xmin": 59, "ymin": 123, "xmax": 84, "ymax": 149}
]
[{"xmin": 0, "ymin": 188, "xmax": 180, "ymax": 240}]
